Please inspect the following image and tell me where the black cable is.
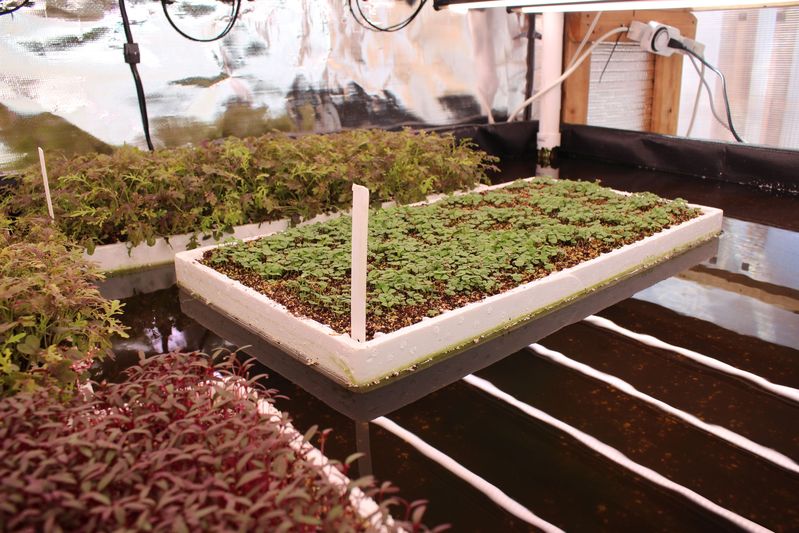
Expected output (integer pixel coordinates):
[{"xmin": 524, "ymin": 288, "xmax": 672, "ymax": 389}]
[
  {"xmin": 523, "ymin": 14, "xmax": 536, "ymax": 122},
  {"xmin": 669, "ymin": 38, "xmax": 744, "ymax": 143},
  {"xmin": 348, "ymin": 0, "xmax": 427, "ymax": 33},
  {"xmin": 161, "ymin": 0, "xmax": 241, "ymax": 42},
  {"xmin": 599, "ymin": 33, "xmax": 622, "ymax": 84},
  {"xmin": 0, "ymin": 0, "xmax": 30, "ymax": 16},
  {"xmin": 119, "ymin": 0, "xmax": 154, "ymax": 151},
  {"xmin": 352, "ymin": 0, "xmax": 425, "ymax": 32}
]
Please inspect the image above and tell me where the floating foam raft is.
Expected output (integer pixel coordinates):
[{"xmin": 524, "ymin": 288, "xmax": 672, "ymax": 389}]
[
  {"xmin": 82, "ymin": 221, "xmax": 290, "ymax": 274},
  {"xmin": 82, "ymin": 213, "xmax": 346, "ymax": 275},
  {"xmin": 176, "ymin": 180, "xmax": 723, "ymax": 389}
]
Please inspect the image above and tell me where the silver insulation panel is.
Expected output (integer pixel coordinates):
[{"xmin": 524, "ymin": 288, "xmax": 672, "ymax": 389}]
[{"xmin": 0, "ymin": 1, "xmax": 531, "ymax": 168}]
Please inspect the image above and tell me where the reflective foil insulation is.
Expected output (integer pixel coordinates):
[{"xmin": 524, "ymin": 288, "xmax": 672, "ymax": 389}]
[{"xmin": 0, "ymin": 0, "xmax": 532, "ymax": 169}]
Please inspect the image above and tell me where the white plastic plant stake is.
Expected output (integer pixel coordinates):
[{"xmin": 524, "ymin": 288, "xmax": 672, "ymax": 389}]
[
  {"xmin": 350, "ymin": 184, "xmax": 370, "ymax": 343},
  {"xmin": 37, "ymin": 147, "xmax": 55, "ymax": 221}
]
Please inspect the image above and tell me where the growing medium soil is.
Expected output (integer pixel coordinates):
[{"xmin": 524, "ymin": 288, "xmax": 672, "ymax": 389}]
[{"xmin": 203, "ymin": 178, "xmax": 701, "ymax": 339}]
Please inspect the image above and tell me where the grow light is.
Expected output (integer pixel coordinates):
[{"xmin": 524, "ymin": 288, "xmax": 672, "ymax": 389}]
[
  {"xmin": 434, "ymin": 0, "xmax": 799, "ymax": 12},
  {"xmin": 175, "ymin": 178, "xmax": 722, "ymax": 389}
]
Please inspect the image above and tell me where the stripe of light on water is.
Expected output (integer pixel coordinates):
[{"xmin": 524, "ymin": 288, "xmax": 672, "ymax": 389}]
[
  {"xmin": 461, "ymin": 374, "xmax": 772, "ymax": 533},
  {"xmin": 583, "ymin": 314, "xmax": 799, "ymax": 404},
  {"xmin": 528, "ymin": 343, "xmax": 799, "ymax": 474},
  {"xmin": 372, "ymin": 416, "xmax": 566, "ymax": 533}
]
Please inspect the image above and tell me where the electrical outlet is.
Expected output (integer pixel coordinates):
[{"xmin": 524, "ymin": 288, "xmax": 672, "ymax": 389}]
[{"xmin": 628, "ymin": 20, "xmax": 683, "ymax": 57}]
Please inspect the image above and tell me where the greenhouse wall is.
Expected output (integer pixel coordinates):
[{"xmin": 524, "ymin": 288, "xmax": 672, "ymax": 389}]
[{"xmin": 0, "ymin": 0, "xmax": 530, "ymax": 169}]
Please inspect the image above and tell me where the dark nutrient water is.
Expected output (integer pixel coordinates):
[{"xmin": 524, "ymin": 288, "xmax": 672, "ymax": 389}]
[{"xmin": 103, "ymin": 165, "xmax": 799, "ymax": 532}]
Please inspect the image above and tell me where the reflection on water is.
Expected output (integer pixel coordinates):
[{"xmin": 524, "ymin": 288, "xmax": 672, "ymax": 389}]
[
  {"xmin": 713, "ymin": 217, "xmax": 799, "ymax": 292},
  {"xmin": 635, "ymin": 276, "xmax": 799, "ymax": 350},
  {"xmin": 0, "ymin": 1, "xmax": 528, "ymax": 168},
  {"xmin": 635, "ymin": 216, "xmax": 799, "ymax": 350},
  {"xmin": 100, "ymin": 286, "xmax": 233, "ymax": 382}
]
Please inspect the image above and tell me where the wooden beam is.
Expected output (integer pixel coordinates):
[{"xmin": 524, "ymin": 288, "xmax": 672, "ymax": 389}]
[
  {"xmin": 651, "ymin": 55, "xmax": 682, "ymax": 135},
  {"xmin": 565, "ymin": 10, "xmax": 696, "ymax": 43},
  {"xmin": 561, "ymin": 22, "xmax": 591, "ymax": 125},
  {"xmin": 561, "ymin": 10, "xmax": 697, "ymax": 134}
]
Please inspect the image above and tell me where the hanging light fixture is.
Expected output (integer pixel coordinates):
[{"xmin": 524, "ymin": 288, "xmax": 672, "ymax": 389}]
[{"xmin": 434, "ymin": 0, "xmax": 799, "ymax": 12}]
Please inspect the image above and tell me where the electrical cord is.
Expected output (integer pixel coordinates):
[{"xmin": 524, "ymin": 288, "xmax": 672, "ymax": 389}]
[
  {"xmin": 523, "ymin": 14, "xmax": 536, "ymax": 122},
  {"xmin": 478, "ymin": 92, "xmax": 495, "ymax": 124},
  {"xmin": 348, "ymin": 0, "xmax": 427, "ymax": 33},
  {"xmin": 567, "ymin": 11, "xmax": 602, "ymax": 69},
  {"xmin": 119, "ymin": 0, "xmax": 154, "ymax": 151},
  {"xmin": 0, "ymin": 0, "xmax": 29, "ymax": 16},
  {"xmin": 508, "ymin": 25, "xmax": 628, "ymax": 122},
  {"xmin": 685, "ymin": 58, "xmax": 704, "ymax": 137},
  {"xmin": 687, "ymin": 55, "xmax": 734, "ymax": 136},
  {"xmin": 669, "ymin": 38, "xmax": 744, "ymax": 143},
  {"xmin": 598, "ymin": 32, "xmax": 622, "ymax": 83},
  {"xmin": 161, "ymin": 0, "xmax": 242, "ymax": 42}
]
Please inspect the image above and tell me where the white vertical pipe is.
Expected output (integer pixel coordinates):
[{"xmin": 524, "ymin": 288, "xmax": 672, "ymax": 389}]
[
  {"xmin": 350, "ymin": 184, "xmax": 370, "ymax": 343},
  {"xmin": 37, "ymin": 147, "xmax": 55, "ymax": 221},
  {"xmin": 537, "ymin": 12, "xmax": 564, "ymax": 174},
  {"xmin": 467, "ymin": 9, "xmax": 499, "ymax": 123}
]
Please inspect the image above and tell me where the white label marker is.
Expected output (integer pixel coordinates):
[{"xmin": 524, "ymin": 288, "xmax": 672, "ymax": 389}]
[
  {"xmin": 350, "ymin": 184, "xmax": 369, "ymax": 343},
  {"xmin": 37, "ymin": 147, "xmax": 55, "ymax": 221}
]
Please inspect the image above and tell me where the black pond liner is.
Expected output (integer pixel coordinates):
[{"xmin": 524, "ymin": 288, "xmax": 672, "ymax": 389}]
[
  {"xmin": 92, "ymin": 125, "xmax": 799, "ymax": 531},
  {"xmin": 434, "ymin": 121, "xmax": 799, "ymax": 196}
]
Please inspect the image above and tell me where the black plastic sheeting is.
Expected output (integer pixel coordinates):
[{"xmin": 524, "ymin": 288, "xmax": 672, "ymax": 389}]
[
  {"xmin": 441, "ymin": 121, "xmax": 538, "ymax": 159},
  {"xmin": 434, "ymin": 121, "xmax": 799, "ymax": 195},
  {"xmin": 560, "ymin": 124, "xmax": 799, "ymax": 195}
]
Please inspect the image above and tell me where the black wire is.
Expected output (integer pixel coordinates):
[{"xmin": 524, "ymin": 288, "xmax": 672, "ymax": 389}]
[
  {"xmin": 523, "ymin": 14, "xmax": 535, "ymax": 122},
  {"xmin": 599, "ymin": 33, "xmax": 622, "ymax": 84},
  {"xmin": 130, "ymin": 65, "xmax": 154, "ymax": 151},
  {"xmin": 351, "ymin": 0, "xmax": 425, "ymax": 32},
  {"xmin": 119, "ymin": 0, "xmax": 154, "ymax": 151},
  {"xmin": 348, "ymin": 0, "xmax": 427, "ymax": 33},
  {"xmin": 0, "ymin": 0, "xmax": 30, "ymax": 16},
  {"xmin": 161, "ymin": 0, "xmax": 241, "ymax": 42},
  {"xmin": 670, "ymin": 39, "xmax": 744, "ymax": 143}
]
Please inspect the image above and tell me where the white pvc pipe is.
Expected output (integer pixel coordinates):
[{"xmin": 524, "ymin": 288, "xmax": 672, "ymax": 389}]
[
  {"xmin": 350, "ymin": 184, "xmax": 370, "ymax": 343},
  {"xmin": 528, "ymin": 343, "xmax": 799, "ymax": 474},
  {"xmin": 537, "ymin": 12, "xmax": 564, "ymax": 158},
  {"xmin": 467, "ymin": 9, "xmax": 498, "ymax": 124},
  {"xmin": 373, "ymin": 416, "xmax": 565, "ymax": 532},
  {"xmin": 462, "ymin": 374, "xmax": 771, "ymax": 533},
  {"xmin": 583, "ymin": 314, "xmax": 799, "ymax": 403}
]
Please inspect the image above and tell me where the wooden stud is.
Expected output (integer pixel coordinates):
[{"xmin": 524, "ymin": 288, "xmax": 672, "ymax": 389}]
[
  {"xmin": 561, "ymin": 10, "xmax": 697, "ymax": 134},
  {"xmin": 561, "ymin": 19, "xmax": 591, "ymax": 125}
]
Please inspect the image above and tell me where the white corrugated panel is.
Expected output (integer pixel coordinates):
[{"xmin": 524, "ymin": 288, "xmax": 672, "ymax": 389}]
[
  {"xmin": 678, "ymin": 7, "xmax": 799, "ymax": 149},
  {"xmin": 587, "ymin": 42, "xmax": 654, "ymax": 131}
]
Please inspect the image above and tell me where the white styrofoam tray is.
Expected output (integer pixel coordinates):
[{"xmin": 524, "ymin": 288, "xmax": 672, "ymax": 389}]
[
  {"xmin": 81, "ymin": 221, "xmax": 289, "ymax": 274},
  {"xmin": 82, "ymin": 212, "xmax": 347, "ymax": 274},
  {"xmin": 176, "ymin": 181, "xmax": 723, "ymax": 389}
]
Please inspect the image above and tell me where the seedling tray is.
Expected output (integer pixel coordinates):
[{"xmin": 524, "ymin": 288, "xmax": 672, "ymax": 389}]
[
  {"xmin": 176, "ymin": 179, "xmax": 722, "ymax": 390},
  {"xmin": 82, "ymin": 221, "xmax": 289, "ymax": 274},
  {"xmin": 84, "ymin": 214, "xmax": 343, "ymax": 275},
  {"xmin": 179, "ymin": 237, "xmax": 718, "ymax": 420}
]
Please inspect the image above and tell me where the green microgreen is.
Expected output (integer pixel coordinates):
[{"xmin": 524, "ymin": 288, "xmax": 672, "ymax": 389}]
[
  {"xmin": 9, "ymin": 129, "xmax": 497, "ymax": 253},
  {"xmin": 203, "ymin": 178, "xmax": 701, "ymax": 338}
]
